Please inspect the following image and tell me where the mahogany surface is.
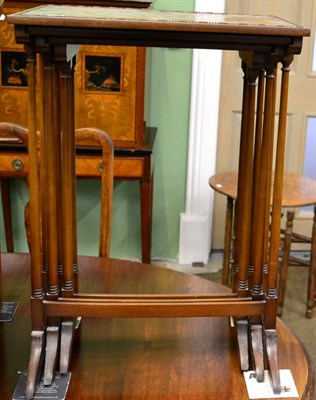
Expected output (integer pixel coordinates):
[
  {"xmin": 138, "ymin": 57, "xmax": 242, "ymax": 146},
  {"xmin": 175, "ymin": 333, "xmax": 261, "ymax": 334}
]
[
  {"xmin": 0, "ymin": 252, "xmax": 314, "ymax": 400},
  {"xmin": 209, "ymin": 171, "xmax": 316, "ymax": 208}
]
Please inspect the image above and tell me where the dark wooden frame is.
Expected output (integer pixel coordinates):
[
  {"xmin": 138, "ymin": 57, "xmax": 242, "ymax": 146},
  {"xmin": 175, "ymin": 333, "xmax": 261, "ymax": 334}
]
[
  {"xmin": 83, "ymin": 53, "xmax": 122, "ymax": 93},
  {"xmin": 0, "ymin": 48, "xmax": 28, "ymax": 87}
]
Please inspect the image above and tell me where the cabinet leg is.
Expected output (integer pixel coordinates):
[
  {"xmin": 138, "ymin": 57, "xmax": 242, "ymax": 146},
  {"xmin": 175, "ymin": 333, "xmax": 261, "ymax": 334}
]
[{"xmin": 140, "ymin": 172, "xmax": 153, "ymax": 264}]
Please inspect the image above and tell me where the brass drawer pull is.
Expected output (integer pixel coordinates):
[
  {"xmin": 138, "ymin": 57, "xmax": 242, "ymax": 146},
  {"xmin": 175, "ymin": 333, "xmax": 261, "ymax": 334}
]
[{"xmin": 12, "ymin": 158, "xmax": 25, "ymax": 171}]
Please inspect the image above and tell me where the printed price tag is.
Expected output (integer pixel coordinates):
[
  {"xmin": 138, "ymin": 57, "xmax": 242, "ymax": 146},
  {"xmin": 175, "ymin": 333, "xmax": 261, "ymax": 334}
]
[
  {"xmin": 244, "ymin": 370, "xmax": 299, "ymax": 399},
  {"xmin": 13, "ymin": 371, "xmax": 71, "ymax": 400},
  {"xmin": 0, "ymin": 301, "xmax": 18, "ymax": 321}
]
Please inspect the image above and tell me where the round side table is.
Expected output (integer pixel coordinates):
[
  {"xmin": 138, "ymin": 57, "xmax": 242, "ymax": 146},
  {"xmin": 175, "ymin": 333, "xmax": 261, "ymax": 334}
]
[{"xmin": 209, "ymin": 171, "xmax": 316, "ymax": 318}]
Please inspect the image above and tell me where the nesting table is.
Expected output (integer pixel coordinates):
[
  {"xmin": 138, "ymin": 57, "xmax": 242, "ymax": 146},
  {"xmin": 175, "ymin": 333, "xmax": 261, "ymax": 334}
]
[{"xmin": 7, "ymin": 5, "xmax": 310, "ymax": 399}]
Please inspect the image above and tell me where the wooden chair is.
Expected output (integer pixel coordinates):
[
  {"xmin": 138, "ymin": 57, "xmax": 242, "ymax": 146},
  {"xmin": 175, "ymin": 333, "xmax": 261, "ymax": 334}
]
[
  {"xmin": 75, "ymin": 127, "xmax": 114, "ymax": 258},
  {"xmin": 0, "ymin": 124, "xmax": 114, "ymax": 258},
  {"xmin": 209, "ymin": 171, "xmax": 316, "ymax": 318}
]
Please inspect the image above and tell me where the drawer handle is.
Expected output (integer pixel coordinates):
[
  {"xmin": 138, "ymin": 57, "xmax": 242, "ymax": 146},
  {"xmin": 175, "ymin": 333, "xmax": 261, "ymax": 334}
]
[
  {"xmin": 12, "ymin": 158, "xmax": 25, "ymax": 171},
  {"xmin": 98, "ymin": 162, "xmax": 103, "ymax": 173}
]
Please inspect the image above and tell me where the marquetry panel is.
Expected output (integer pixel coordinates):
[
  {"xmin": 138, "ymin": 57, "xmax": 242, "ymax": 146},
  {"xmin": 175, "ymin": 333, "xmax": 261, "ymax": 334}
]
[
  {"xmin": 74, "ymin": 45, "xmax": 145, "ymax": 148},
  {"xmin": 0, "ymin": 0, "xmax": 149, "ymax": 148},
  {"xmin": 0, "ymin": 7, "xmax": 28, "ymax": 127}
]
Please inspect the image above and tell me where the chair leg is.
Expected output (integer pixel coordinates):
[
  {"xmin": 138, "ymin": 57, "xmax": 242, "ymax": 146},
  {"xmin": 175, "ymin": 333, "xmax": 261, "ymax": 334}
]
[
  {"xmin": 0, "ymin": 177, "xmax": 14, "ymax": 252},
  {"xmin": 306, "ymin": 206, "xmax": 316, "ymax": 318},
  {"xmin": 222, "ymin": 196, "xmax": 234, "ymax": 286},
  {"xmin": 277, "ymin": 210, "xmax": 294, "ymax": 317}
]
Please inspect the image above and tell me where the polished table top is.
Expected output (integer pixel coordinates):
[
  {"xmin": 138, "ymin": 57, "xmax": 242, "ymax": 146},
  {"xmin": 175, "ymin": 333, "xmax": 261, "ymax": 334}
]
[
  {"xmin": 210, "ymin": 171, "xmax": 316, "ymax": 208},
  {"xmin": 0, "ymin": 252, "xmax": 314, "ymax": 399},
  {"xmin": 8, "ymin": 5, "xmax": 308, "ymax": 35},
  {"xmin": 8, "ymin": 5, "xmax": 309, "ymax": 54}
]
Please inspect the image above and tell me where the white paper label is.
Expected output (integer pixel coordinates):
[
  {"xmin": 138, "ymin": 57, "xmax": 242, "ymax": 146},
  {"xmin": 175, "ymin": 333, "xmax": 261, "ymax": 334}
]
[{"xmin": 243, "ymin": 369, "xmax": 299, "ymax": 399}]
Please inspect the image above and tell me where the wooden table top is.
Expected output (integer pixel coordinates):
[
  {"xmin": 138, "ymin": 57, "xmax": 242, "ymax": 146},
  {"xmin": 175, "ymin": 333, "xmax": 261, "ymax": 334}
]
[
  {"xmin": 7, "ymin": 5, "xmax": 309, "ymax": 36},
  {"xmin": 0, "ymin": 252, "xmax": 314, "ymax": 399},
  {"xmin": 209, "ymin": 171, "xmax": 316, "ymax": 208},
  {"xmin": 7, "ymin": 5, "xmax": 309, "ymax": 55}
]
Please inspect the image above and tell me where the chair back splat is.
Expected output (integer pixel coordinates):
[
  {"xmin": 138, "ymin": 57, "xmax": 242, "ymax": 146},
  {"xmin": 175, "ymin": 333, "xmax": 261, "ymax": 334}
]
[{"xmin": 75, "ymin": 127, "xmax": 114, "ymax": 258}]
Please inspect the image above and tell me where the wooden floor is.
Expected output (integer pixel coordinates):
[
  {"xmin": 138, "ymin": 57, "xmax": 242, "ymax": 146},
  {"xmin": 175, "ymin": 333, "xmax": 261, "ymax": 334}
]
[{"xmin": 0, "ymin": 253, "xmax": 314, "ymax": 399}]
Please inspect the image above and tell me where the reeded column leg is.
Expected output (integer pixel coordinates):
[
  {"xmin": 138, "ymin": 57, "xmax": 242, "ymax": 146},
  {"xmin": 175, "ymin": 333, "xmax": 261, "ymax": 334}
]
[
  {"xmin": 234, "ymin": 63, "xmax": 258, "ymax": 372},
  {"xmin": 24, "ymin": 48, "xmax": 45, "ymax": 400},
  {"xmin": 41, "ymin": 56, "xmax": 61, "ymax": 387},
  {"xmin": 249, "ymin": 66, "xmax": 277, "ymax": 383},
  {"xmin": 59, "ymin": 55, "xmax": 77, "ymax": 373},
  {"xmin": 265, "ymin": 59, "xmax": 293, "ymax": 395}
]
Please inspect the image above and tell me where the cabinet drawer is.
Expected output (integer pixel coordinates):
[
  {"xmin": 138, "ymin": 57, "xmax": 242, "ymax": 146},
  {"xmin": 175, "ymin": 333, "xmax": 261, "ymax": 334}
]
[
  {"xmin": 0, "ymin": 153, "xmax": 29, "ymax": 176},
  {"xmin": 76, "ymin": 156, "xmax": 144, "ymax": 179}
]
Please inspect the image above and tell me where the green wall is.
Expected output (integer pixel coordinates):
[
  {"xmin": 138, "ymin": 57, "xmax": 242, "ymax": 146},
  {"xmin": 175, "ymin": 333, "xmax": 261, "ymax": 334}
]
[{"xmin": 0, "ymin": 0, "xmax": 194, "ymax": 261}]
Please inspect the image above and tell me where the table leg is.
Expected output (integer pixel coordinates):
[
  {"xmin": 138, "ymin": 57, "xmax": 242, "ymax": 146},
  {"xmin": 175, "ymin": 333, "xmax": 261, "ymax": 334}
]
[
  {"xmin": 234, "ymin": 63, "xmax": 258, "ymax": 374},
  {"xmin": 277, "ymin": 210, "xmax": 294, "ymax": 317},
  {"xmin": 222, "ymin": 196, "xmax": 234, "ymax": 286},
  {"xmin": 140, "ymin": 156, "xmax": 153, "ymax": 264},
  {"xmin": 25, "ymin": 48, "xmax": 45, "ymax": 400},
  {"xmin": 56, "ymin": 54, "xmax": 77, "ymax": 377},
  {"xmin": 264, "ymin": 60, "xmax": 292, "ymax": 395},
  {"xmin": 306, "ymin": 206, "xmax": 316, "ymax": 318}
]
